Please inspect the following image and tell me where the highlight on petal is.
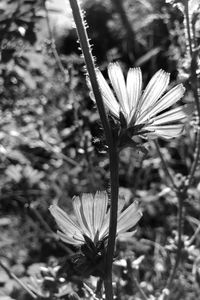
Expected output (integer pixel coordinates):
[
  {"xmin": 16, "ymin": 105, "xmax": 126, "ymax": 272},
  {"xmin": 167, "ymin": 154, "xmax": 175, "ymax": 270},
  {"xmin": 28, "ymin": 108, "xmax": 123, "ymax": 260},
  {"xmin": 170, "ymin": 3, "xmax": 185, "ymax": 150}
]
[
  {"xmin": 49, "ymin": 205, "xmax": 82, "ymax": 238},
  {"xmin": 150, "ymin": 103, "xmax": 194, "ymax": 126},
  {"xmin": 139, "ymin": 70, "xmax": 170, "ymax": 112},
  {"xmin": 137, "ymin": 84, "xmax": 186, "ymax": 124},
  {"xmin": 57, "ymin": 230, "xmax": 85, "ymax": 245},
  {"xmin": 145, "ymin": 124, "xmax": 185, "ymax": 139},
  {"xmin": 96, "ymin": 69, "xmax": 120, "ymax": 117},
  {"xmin": 108, "ymin": 62, "xmax": 130, "ymax": 115},
  {"xmin": 117, "ymin": 201, "xmax": 142, "ymax": 235},
  {"xmin": 93, "ymin": 191, "xmax": 108, "ymax": 234},
  {"xmin": 81, "ymin": 193, "xmax": 95, "ymax": 241},
  {"xmin": 126, "ymin": 67, "xmax": 142, "ymax": 114},
  {"xmin": 73, "ymin": 196, "xmax": 91, "ymax": 238}
]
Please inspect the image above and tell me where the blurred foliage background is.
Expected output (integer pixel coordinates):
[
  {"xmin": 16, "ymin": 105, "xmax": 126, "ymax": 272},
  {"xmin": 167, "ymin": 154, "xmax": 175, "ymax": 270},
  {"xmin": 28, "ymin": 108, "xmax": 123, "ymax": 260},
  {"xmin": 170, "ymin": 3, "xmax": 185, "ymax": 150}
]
[{"xmin": 0, "ymin": 0, "xmax": 200, "ymax": 299}]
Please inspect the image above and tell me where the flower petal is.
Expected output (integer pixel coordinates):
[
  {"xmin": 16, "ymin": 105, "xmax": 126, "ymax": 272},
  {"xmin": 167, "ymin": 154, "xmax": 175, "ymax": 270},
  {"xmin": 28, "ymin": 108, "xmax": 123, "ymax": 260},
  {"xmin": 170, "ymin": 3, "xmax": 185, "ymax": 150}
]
[
  {"xmin": 57, "ymin": 230, "xmax": 84, "ymax": 246},
  {"xmin": 49, "ymin": 205, "xmax": 83, "ymax": 240},
  {"xmin": 118, "ymin": 197, "xmax": 125, "ymax": 213},
  {"xmin": 108, "ymin": 62, "xmax": 130, "ymax": 115},
  {"xmin": 73, "ymin": 196, "xmax": 91, "ymax": 238},
  {"xmin": 126, "ymin": 68, "xmax": 142, "ymax": 116},
  {"xmin": 96, "ymin": 69, "xmax": 120, "ymax": 117},
  {"xmin": 80, "ymin": 193, "xmax": 95, "ymax": 241},
  {"xmin": 150, "ymin": 103, "xmax": 194, "ymax": 125},
  {"xmin": 93, "ymin": 191, "xmax": 108, "ymax": 234},
  {"xmin": 137, "ymin": 84, "xmax": 185, "ymax": 124},
  {"xmin": 145, "ymin": 124, "xmax": 185, "ymax": 139},
  {"xmin": 117, "ymin": 201, "xmax": 142, "ymax": 235},
  {"xmin": 139, "ymin": 70, "xmax": 170, "ymax": 112},
  {"xmin": 99, "ymin": 211, "xmax": 110, "ymax": 241}
]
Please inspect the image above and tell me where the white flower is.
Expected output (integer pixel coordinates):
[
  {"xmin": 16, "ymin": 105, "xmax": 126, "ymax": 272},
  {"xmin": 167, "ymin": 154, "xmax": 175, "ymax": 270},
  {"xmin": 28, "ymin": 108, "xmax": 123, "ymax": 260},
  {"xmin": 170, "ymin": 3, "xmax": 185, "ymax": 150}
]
[
  {"xmin": 49, "ymin": 191, "xmax": 142, "ymax": 247},
  {"xmin": 95, "ymin": 62, "xmax": 193, "ymax": 139}
]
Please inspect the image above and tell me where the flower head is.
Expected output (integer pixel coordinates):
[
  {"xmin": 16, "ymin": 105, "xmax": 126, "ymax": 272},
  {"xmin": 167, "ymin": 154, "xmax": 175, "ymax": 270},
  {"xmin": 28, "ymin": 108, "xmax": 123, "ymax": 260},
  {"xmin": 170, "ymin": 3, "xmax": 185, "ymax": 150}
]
[
  {"xmin": 50, "ymin": 191, "xmax": 142, "ymax": 277},
  {"xmin": 95, "ymin": 62, "xmax": 193, "ymax": 139},
  {"xmin": 49, "ymin": 191, "xmax": 142, "ymax": 248}
]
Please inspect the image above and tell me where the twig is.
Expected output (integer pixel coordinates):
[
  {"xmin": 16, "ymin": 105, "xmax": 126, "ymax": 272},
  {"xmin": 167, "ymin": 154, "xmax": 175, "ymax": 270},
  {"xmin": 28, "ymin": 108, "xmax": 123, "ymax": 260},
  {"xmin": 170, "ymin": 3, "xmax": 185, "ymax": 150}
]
[
  {"xmin": 0, "ymin": 260, "xmax": 37, "ymax": 299},
  {"xmin": 184, "ymin": 0, "xmax": 193, "ymax": 58},
  {"xmin": 187, "ymin": 126, "xmax": 200, "ymax": 186},
  {"xmin": 184, "ymin": 0, "xmax": 200, "ymax": 186},
  {"xmin": 126, "ymin": 259, "xmax": 149, "ymax": 300},
  {"xmin": 38, "ymin": 128, "xmax": 79, "ymax": 167},
  {"xmin": 162, "ymin": 195, "xmax": 184, "ymax": 300},
  {"xmin": 110, "ymin": 0, "xmax": 140, "ymax": 61},
  {"xmin": 29, "ymin": 204, "xmax": 73, "ymax": 255},
  {"xmin": 141, "ymin": 238, "xmax": 167, "ymax": 258},
  {"xmin": 187, "ymin": 220, "xmax": 200, "ymax": 246},
  {"xmin": 43, "ymin": 0, "xmax": 69, "ymax": 82},
  {"xmin": 154, "ymin": 140, "xmax": 177, "ymax": 190},
  {"xmin": 83, "ymin": 282, "xmax": 99, "ymax": 300}
]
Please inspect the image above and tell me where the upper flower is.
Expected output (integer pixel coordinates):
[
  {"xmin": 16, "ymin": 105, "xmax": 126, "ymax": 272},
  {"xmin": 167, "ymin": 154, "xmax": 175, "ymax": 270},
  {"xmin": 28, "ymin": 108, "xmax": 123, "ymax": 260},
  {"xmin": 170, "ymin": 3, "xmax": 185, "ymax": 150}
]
[
  {"xmin": 95, "ymin": 62, "xmax": 193, "ymax": 139},
  {"xmin": 49, "ymin": 191, "xmax": 142, "ymax": 247}
]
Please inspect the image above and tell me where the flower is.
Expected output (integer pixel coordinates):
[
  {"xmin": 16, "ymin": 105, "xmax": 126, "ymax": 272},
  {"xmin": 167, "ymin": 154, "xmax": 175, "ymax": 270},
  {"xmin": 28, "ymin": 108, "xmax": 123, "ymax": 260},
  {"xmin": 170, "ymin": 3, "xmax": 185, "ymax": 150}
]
[
  {"xmin": 49, "ymin": 191, "xmax": 142, "ymax": 247},
  {"xmin": 95, "ymin": 62, "xmax": 193, "ymax": 139}
]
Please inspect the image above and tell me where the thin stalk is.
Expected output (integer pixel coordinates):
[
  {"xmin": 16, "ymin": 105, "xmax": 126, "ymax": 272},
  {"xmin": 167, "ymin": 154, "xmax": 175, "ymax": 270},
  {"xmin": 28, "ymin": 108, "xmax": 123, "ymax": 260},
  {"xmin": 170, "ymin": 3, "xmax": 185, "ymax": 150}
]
[
  {"xmin": 132, "ymin": 275, "xmax": 149, "ymax": 300},
  {"xmin": 158, "ymin": 3, "xmax": 200, "ymax": 299},
  {"xmin": 154, "ymin": 140, "xmax": 177, "ymax": 190},
  {"xmin": 184, "ymin": 0, "xmax": 193, "ymax": 58},
  {"xmin": 127, "ymin": 259, "xmax": 148, "ymax": 300},
  {"xmin": 163, "ymin": 196, "xmax": 184, "ymax": 300},
  {"xmin": 184, "ymin": 0, "xmax": 200, "ymax": 185},
  {"xmin": 67, "ymin": 1, "xmax": 119, "ymax": 299},
  {"xmin": 43, "ymin": 0, "xmax": 69, "ymax": 82},
  {"xmin": 110, "ymin": 0, "xmax": 136, "ymax": 44},
  {"xmin": 187, "ymin": 127, "xmax": 200, "ymax": 187},
  {"xmin": 104, "ymin": 145, "xmax": 119, "ymax": 299},
  {"xmin": 29, "ymin": 204, "xmax": 73, "ymax": 254},
  {"xmin": 0, "ymin": 260, "xmax": 37, "ymax": 299}
]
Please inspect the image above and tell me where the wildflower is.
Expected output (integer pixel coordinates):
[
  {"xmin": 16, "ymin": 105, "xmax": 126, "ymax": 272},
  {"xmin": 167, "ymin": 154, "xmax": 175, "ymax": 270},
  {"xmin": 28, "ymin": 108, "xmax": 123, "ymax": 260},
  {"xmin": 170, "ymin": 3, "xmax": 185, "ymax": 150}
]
[
  {"xmin": 49, "ymin": 191, "xmax": 142, "ymax": 277},
  {"xmin": 49, "ymin": 191, "xmax": 142, "ymax": 247},
  {"xmin": 95, "ymin": 62, "xmax": 193, "ymax": 140}
]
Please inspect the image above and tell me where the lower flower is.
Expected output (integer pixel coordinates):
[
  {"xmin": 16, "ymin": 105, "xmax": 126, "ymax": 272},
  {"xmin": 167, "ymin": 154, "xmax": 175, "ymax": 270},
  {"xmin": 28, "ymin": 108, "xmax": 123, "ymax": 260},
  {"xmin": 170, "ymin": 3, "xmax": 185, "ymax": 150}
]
[{"xmin": 49, "ymin": 191, "xmax": 142, "ymax": 277}]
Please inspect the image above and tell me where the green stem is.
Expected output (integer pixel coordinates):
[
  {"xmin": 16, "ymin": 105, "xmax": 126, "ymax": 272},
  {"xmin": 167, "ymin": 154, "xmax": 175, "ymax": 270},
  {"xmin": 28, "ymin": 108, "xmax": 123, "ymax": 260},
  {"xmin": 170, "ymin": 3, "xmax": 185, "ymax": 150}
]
[
  {"xmin": 68, "ymin": 0, "xmax": 112, "ymax": 144},
  {"xmin": 67, "ymin": 1, "xmax": 119, "ymax": 298},
  {"xmin": 105, "ymin": 145, "xmax": 119, "ymax": 298}
]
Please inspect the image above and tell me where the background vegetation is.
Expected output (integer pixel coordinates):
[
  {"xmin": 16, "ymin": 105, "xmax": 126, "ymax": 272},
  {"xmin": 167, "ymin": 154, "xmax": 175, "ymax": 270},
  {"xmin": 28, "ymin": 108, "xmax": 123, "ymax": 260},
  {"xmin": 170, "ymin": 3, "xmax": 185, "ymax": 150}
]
[{"xmin": 0, "ymin": 0, "xmax": 200, "ymax": 299}]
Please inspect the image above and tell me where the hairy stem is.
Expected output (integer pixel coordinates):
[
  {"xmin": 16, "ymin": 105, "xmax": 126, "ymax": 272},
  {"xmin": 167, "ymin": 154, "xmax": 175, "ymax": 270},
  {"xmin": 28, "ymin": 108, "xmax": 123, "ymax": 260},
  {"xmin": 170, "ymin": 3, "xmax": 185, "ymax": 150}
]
[
  {"xmin": 105, "ymin": 144, "xmax": 119, "ymax": 298},
  {"xmin": 68, "ymin": 1, "xmax": 119, "ymax": 298}
]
